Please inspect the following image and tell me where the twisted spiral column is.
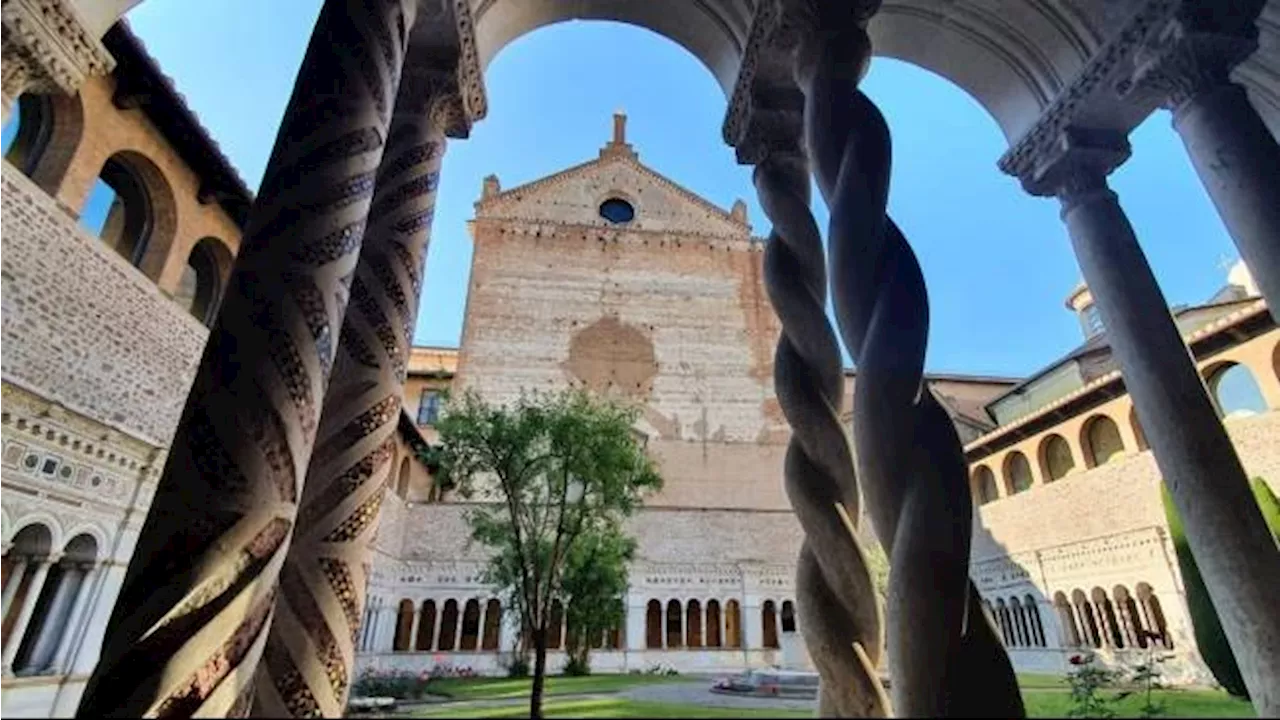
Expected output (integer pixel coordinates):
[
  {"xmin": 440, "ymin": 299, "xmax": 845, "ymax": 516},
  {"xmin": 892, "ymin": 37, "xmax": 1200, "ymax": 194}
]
[
  {"xmin": 755, "ymin": 150, "xmax": 886, "ymax": 716},
  {"xmin": 75, "ymin": 1, "xmax": 417, "ymax": 716},
  {"xmin": 252, "ymin": 63, "xmax": 453, "ymax": 717},
  {"xmin": 793, "ymin": 15, "xmax": 1023, "ymax": 717}
]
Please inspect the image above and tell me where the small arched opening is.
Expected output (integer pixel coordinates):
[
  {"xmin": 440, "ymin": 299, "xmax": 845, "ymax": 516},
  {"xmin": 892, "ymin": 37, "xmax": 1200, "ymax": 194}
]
[
  {"xmin": 1054, "ymin": 591, "xmax": 1081, "ymax": 647},
  {"xmin": 2, "ymin": 93, "xmax": 53, "ymax": 178},
  {"xmin": 416, "ymin": 600, "xmax": 437, "ymax": 651},
  {"xmin": 393, "ymin": 599, "xmax": 415, "ymax": 651},
  {"xmin": 1092, "ymin": 587, "xmax": 1124, "ymax": 649},
  {"xmin": 12, "ymin": 533, "xmax": 98, "ymax": 675},
  {"xmin": 686, "ymin": 599, "xmax": 702, "ymax": 647},
  {"xmin": 1082, "ymin": 415, "xmax": 1125, "ymax": 467},
  {"xmin": 1038, "ymin": 433, "xmax": 1075, "ymax": 482},
  {"xmin": 3, "ymin": 524, "xmax": 55, "ymax": 660},
  {"xmin": 1010, "ymin": 597, "xmax": 1028, "ymax": 646},
  {"xmin": 1205, "ymin": 362, "xmax": 1269, "ymax": 419},
  {"xmin": 1024, "ymin": 594, "xmax": 1045, "ymax": 647},
  {"xmin": 645, "ymin": 599, "xmax": 662, "ymax": 648},
  {"xmin": 548, "ymin": 599, "xmax": 565, "ymax": 650},
  {"xmin": 439, "ymin": 599, "xmax": 459, "ymax": 651},
  {"xmin": 460, "ymin": 599, "xmax": 481, "ymax": 650},
  {"xmin": 665, "ymin": 599, "xmax": 682, "ymax": 649},
  {"xmin": 1114, "ymin": 585, "xmax": 1146, "ymax": 649},
  {"xmin": 972, "ymin": 465, "xmax": 999, "ymax": 506},
  {"xmin": 174, "ymin": 237, "xmax": 230, "ymax": 325},
  {"xmin": 482, "ymin": 599, "xmax": 501, "ymax": 650},
  {"xmin": 725, "ymin": 599, "xmax": 742, "ymax": 648},
  {"xmin": 80, "ymin": 154, "xmax": 156, "ymax": 268},
  {"xmin": 995, "ymin": 599, "xmax": 1012, "ymax": 646},
  {"xmin": 1072, "ymin": 589, "xmax": 1101, "ymax": 648},
  {"xmin": 705, "ymin": 599, "xmax": 722, "ymax": 648},
  {"xmin": 1003, "ymin": 451, "xmax": 1034, "ymax": 495},
  {"xmin": 1136, "ymin": 583, "xmax": 1173, "ymax": 649},
  {"xmin": 761, "ymin": 600, "xmax": 779, "ymax": 649}
]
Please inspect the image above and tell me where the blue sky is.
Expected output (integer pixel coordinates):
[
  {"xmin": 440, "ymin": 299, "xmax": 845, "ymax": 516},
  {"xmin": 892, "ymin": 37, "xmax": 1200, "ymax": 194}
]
[{"xmin": 123, "ymin": 0, "xmax": 1241, "ymax": 379}]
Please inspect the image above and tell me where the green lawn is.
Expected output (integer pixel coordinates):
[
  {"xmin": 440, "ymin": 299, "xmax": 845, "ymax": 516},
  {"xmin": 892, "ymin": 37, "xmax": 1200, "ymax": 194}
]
[
  {"xmin": 425, "ymin": 674, "xmax": 684, "ymax": 701},
  {"xmin": 398, "ymin": 675, "xmax": 1255, "ymax": 719},
  {"xmin": 409, "ymin": 697, "xmax": 809, "ymax": 719}
]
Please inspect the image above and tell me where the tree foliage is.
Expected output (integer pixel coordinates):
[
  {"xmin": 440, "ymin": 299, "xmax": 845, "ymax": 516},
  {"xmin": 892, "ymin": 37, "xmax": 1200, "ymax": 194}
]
[
  {"xmin": 433, "ymin": 388, "xmax": 661, "ymax": 719},
  {"xmin": 561, "ymin": 524, "xmax": 636, "ymax": 673},
  {"xmin": 1160, "ymin": 476, "xmax": 1279, "ymax": 699}
]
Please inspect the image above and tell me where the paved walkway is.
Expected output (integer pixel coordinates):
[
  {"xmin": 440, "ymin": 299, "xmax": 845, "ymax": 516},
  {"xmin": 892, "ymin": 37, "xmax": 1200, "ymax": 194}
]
[{"xmin": 619, "ymin": 680, "xmax": 818, "ymax": 711}]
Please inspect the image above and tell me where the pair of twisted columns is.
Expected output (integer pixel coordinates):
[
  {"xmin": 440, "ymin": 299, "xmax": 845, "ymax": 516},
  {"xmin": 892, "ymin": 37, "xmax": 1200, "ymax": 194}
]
[
  {"xmin": 76, "ymin": 0, "xmax": 458, "ymax": 715},
  {"xmin": 754, "ymin": 3, "xmax": 1022, "ymax": 716}
]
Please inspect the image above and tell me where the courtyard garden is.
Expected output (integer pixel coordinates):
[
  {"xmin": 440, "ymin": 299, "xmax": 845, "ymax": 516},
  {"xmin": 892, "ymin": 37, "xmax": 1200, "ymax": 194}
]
[{"xmin": 349, "ymin": 670, "xmax": 1256, "ymax": 719}]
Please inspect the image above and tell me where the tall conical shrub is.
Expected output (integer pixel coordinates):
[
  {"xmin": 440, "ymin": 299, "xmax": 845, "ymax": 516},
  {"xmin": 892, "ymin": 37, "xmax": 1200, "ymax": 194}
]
[{"xmin": 1160, "ymin": 476, "xmax": 1280, "ymax": 699}]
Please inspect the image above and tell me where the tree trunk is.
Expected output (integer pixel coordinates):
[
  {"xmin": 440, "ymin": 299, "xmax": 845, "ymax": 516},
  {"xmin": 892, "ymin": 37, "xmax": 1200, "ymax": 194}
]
[{"xmin": 531, "ymin": 628, "xmax": 548, "ymax": 719}]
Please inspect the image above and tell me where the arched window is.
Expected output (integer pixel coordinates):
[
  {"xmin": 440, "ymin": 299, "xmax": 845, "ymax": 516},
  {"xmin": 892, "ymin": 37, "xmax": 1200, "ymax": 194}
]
[
  {"xmin": 1114, "ymin": 586, "xmax": 1145, "ymax": 649},
  {"xmin": 705, "ymin": 600, "xmax": 722, "ymax": 648},
  {"xmin": 9, "ymin": 532, "xmax": 98, "ymax": 676},
  {"xmin": 1054, "ymin": 592, "xmax": 1082, "ymax": 647},
  {"xmin": 1039, "ymin": 434, "xmax": 1075, "ymax": 482},
  {"xmin": 2, "ymin": 93, "xmax": 53, "ymax": 178},
  {"xmin": 1024, "ymin": 594, "xmax": 1046, "ymax": 647},
  {"xmin": 1010, "ymin": 597, "xmax": 1028, "ymax": 646},
  {"xmin": 781, "ymin": 600, "xmax": 797, "ymax": 633},
  {"xmin": 174, "ymin": 238, "xmax": 227, "ymax": 325},
  {"xmin": 396, "ymin": 457, "xmax": 411, "ymax": 498},
  {"xmin": 1082, "ymin": 415, "xmax": 1125, "ymax": 467},
  {"xmin": 2, "ymin": 524, "xmax": 54, "ymax": 649},
  {"xmin": 460, "ymin": 599, "xmax": 481, "ymax": 651},
  {"xmin": 1206, "ymin": 362, "xmax": 1268, "ymax": 419},
  {"xmin": 665, "ymin": 599, "xmax": 682, "ymax": 649},
  {"xmin": 645, "ymin": 599, "xmax": 663, "ymax": 648},
  {"xmin": 725, "ymin": 600, "xmax": 742, "ymax": 648},
  {"xmin": 995, "ymin": 599, "xmax": 1013, "ymax": 646},
  {"xmin": 1092, "ymin": 587, "xmax": 1124, "ymax": 649},
  {"xmin": 972, "ymin": 466, "xmax": 998, "ymax": 505},
  {"xmin": 761, "ymin": 600, "xmax": 780, "ymax": 649},
  {"xmin": 416, "ymin": 600, "xmax": 436, "ymax": 651},
  {"xmin": 1136, "ymin": 583, "xmax": 1173, "ymax": 649},
  {"xmin": 438, "ymin": 599, "xmax": 459, "ymax": 651},
  {"xmin": 482, "ymin": 599, "xmax": 501, "ymax": 650},
  {"xmin": 393, "ymin": 599, "xmax": 415, "ymax": 651},
  {"xmin": 80, "ymin": 156, "xmax": 153, "ymax": 267},
  {"xmin": 1073, "ymin": 590, "xmax": 1102, "ymax": 648},
  {"xmin": 1004, "ymin": 452, "xmax": 1034, "ymax": 495},
  {"xmin": 686, "ymin": 599, "xmax": 702, "ymax": 647},
  {"xmin": 548, "ymin": 599, "xmax": 565, "ymax": 650}
]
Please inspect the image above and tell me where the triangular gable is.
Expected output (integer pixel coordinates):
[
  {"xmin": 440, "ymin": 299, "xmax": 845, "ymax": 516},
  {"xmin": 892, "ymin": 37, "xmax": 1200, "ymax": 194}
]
[{"xmin": 475, "ymin": 153, "xmax": 750, "ymax": 238}]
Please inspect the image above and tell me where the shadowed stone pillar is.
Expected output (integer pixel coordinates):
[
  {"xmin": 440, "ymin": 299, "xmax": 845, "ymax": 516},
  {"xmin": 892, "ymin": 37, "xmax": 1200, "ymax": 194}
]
[
  {"xmin": 1, "ymin": 559, "xmax": 29, "ymax": 615},
  {"xmin": 1132, "ymin": 16, "xmax": 1280, "ymax": 317},
  {"xmin": 53, "ymin": 562, "xmax": 100, "ymax": 673},
  {"xmin": 75, "ymin": 0, "xmax": 420, "ymax": 716},
  {"xmin": 1024, "ymin": 128, "xmax": 1280, "ymax": 717},
  {"xmin": 255, "ymin": 5, "xmax": 485, "ymax": 702}
]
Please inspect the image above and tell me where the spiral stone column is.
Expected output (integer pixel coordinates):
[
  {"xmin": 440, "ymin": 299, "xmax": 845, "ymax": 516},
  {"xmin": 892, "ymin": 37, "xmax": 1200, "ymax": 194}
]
[
  {"xmin": 789, "ymin": 4, "xmax": 1023, "ymax": 716},
  {"xmin": 251, "ymin": 60, "xmax": 460, "ymax": 716},
  {"xmin": 76, "ymin": 1, "xmax": 417, "ymax": 716}
]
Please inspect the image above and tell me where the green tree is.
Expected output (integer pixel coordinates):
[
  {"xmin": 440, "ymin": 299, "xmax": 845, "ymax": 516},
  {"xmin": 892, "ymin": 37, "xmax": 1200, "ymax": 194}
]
[
  {"xmin": 1160, "ymin": 476, "xmax": 1280, "ymax": 699},
  {"xmin": 435, "ymin": 388, "xmax": 661, "ymax": 719},
  {"xmin": 561, "ymin": 525, "xmax": 635, "ymax": 675}
]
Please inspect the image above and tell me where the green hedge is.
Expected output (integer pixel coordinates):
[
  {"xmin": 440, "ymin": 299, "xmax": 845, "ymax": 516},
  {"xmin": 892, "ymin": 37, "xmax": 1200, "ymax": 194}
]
[{"xmin": 1161, "ymin": 476, "xmax": 1280, "ymax": 699}]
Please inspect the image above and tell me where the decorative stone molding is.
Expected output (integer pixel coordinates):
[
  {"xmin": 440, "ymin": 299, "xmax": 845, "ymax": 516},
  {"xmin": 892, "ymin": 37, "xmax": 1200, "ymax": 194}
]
[
  {"xmin": 721, "ymin": 0, "xmax": 802, "ymax": 165},
  {"xmin": 1129, "ymin": 16, "xmax": 1260, "ymax": 112},
  {"xmin": 1, "ymin": 0, "xmax": 114, "ymax": 102},
  {"xmin": 997, "ymin": 0, "xmax": 1180, "ymax": 182},
  {"xmin": 1015, "ymin": 126, "xmax": 1132, "ymax": 207}
]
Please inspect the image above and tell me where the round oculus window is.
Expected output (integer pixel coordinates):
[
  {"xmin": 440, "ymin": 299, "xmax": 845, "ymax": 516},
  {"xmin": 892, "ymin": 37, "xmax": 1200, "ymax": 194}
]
[{"xmin": 598, "ymin": 198, "xmax": 635, "ymax": 224}]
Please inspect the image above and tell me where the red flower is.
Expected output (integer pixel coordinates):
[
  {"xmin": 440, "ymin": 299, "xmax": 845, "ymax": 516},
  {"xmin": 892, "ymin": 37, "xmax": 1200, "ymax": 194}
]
[{"xmin": 1069, "ymin": 654, "xmax": 1087, "ymax": 665}]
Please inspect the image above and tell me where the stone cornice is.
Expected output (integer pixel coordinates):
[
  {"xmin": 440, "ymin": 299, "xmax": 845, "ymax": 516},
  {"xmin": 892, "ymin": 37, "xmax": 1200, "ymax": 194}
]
[
  {"xmin": 1, "ymin": 0, "xmax": 114, "ymax": 100},
  {"xmin": 1129, "ymin": 16, "xmax": 1260, "ymax": 112},
  {"xmin": 997, "ymin": 0, "xmax": 1181, "ymax": 182}
]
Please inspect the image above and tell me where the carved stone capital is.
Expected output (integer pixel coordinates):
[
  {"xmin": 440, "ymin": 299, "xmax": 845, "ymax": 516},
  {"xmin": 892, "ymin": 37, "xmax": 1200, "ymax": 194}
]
[
  {"xmin": 1129, "ymin": 16, "xmax": 1259, "ymax": 112},
  {"xmin": 1, "ymin": 0, "xmax": 114, "ymax": 101},
  {"xmin": 1018, "ymin": 127, "xmax": 1130, "ymax": 214}
]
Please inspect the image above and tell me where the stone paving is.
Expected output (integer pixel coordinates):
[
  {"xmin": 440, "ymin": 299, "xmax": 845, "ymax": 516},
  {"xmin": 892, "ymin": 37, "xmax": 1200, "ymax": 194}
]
[{"xmin": 619, "ymin": 679, "xmax": 818, "ymax": 711}]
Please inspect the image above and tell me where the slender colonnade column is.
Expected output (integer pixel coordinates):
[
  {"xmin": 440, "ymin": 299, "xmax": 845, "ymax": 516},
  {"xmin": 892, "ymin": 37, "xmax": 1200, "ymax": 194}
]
[
  {"xmin": 75, "ymin": 0, "xmax": 418, "ymax": 716},
  {"xmin": 789, "ymin": 4, "xmax": 1023, "ymax": 716},
  {"xmin": 1132, "ymin": 15, "xmax": 1280, "ymax": 316},
  {"xmin": 2, "ymin": 554, "xmax": 55, "ymax": 672},
  {"xmin": 1025, "ymin": 129, "xmax": 1280, "ymax": 716}
]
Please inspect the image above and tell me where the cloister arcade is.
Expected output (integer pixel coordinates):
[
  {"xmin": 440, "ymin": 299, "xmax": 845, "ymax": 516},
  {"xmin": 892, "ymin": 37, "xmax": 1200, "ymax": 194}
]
[{"xmin": 2, "ymin": 0, "xmax": 1280, "ymax": 717}]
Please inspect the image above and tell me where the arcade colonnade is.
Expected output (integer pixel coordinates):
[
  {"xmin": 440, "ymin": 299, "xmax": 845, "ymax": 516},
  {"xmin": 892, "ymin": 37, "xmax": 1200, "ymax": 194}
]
[{"xmin": 2, "ymin": 0, "xmax": 1278, "ymax": 716}]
